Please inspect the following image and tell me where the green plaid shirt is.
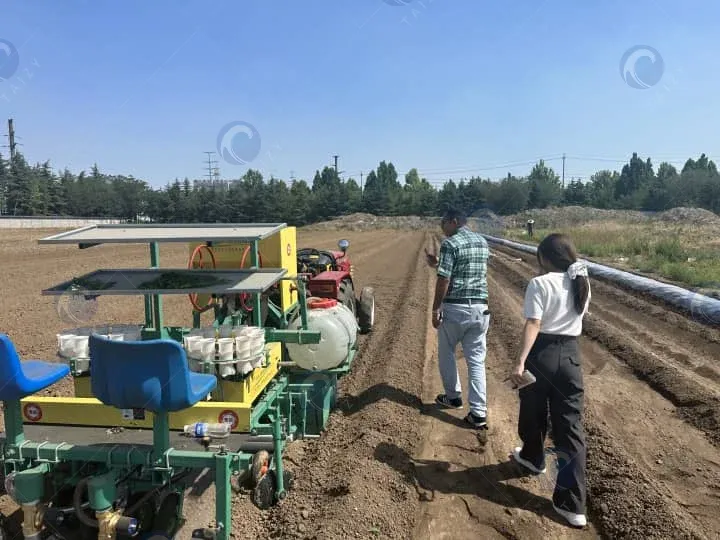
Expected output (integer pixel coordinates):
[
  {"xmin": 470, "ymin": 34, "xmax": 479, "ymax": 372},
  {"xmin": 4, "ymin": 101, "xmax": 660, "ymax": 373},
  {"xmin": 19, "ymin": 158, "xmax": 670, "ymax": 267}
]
[{"xmin": 436, "ymin": 226, "xmax": 489, "ymax": 301}]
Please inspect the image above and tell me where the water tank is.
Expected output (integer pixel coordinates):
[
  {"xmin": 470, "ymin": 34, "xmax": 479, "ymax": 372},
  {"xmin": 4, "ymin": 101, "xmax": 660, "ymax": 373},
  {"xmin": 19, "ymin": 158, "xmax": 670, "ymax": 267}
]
[{"xmin": 287, "ymin": 298, "xmax": 358, "ymax": 371}]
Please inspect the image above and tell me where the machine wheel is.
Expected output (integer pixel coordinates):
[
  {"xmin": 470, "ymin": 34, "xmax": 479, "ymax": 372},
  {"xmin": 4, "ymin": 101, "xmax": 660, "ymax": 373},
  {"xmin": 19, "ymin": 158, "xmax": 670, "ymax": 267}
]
[
  {"xmin": 250, "ymin": 450, "xmax": 270, "ymax": 488},
  {"xmin": 338, "ymin": 279, "xmax": 356, "ymax": 317},
  {"xmin": 357, "ymin": 286, "xmax": 375, "ymax": 334},
  {"xmin": 151, "ymin": 491, "xmax": 183, "ymax": 536},
  {"xmin": 251, "ymin": 470, "xmax": 276, "ymax": 510}
]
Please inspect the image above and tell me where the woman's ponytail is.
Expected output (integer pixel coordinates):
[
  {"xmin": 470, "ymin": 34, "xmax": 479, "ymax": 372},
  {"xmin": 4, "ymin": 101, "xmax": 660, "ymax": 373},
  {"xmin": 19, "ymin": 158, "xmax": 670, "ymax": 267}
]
[{"xmin": 537, "ymin": 234, "xmax": 590, "ymax": 315}]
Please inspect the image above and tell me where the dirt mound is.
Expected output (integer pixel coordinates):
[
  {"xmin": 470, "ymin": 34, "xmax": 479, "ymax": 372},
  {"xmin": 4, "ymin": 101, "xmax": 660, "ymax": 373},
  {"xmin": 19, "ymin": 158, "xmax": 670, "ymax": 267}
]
[
  {"xmin": 656, "ymin": 206, "xmax": 720, "ymax": 226},
  {"xmin": 304, "ymin": 213, "xmax": 438, "ymax": 232},
  {"xmin": 304, "ymin": 211, "xmax": 507, "ymax": 234}
]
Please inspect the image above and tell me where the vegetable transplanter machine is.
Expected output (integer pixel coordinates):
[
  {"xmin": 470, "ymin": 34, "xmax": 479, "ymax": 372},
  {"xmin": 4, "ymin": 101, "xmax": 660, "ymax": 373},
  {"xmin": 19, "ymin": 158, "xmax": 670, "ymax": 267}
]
[{"xmin": 0, "ymin": 223, "xmax": 371, "ymax": 540}]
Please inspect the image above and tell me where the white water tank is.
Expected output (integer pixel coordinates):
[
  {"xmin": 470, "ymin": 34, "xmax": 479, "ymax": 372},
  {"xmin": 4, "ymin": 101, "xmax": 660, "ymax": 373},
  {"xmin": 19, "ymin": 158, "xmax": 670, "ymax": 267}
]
[{"xmin": 287, "ymin": 298, "xmax": 358, "ymax": 371}]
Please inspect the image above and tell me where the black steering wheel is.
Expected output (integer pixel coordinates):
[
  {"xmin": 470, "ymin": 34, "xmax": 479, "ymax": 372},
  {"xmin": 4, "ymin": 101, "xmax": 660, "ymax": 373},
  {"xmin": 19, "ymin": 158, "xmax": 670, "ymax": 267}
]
[
  {"xmin": 298, "ymin": 248, "xmax": 322, "ymax": 261},
  {"xmin": 297, "ymin": 248, "xmax": 322, "ymax": 276}
]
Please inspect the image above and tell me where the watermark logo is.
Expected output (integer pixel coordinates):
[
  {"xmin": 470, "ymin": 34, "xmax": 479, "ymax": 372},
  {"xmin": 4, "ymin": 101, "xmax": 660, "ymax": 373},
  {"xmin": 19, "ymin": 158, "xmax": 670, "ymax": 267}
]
[
  {"xmin": 55, "ymin": 288, "xmax": 99, "ymax": 326},
  {"xmin": 620, "ymin": 45, "xmax": 664, "ymax": 89},
  {"xmin": 141, "ymin": 533, "xmax": 171, "ymax": 540},
  {"xmin": 0, "ymin": 38, "xmax": 20, "ymax": 81},
  {"xmin": 689, "ymin": 290, "xmax": 720, "ymax": 326},
  {"xmin": 382, "ymin": 0, "xmax": 415, "ymax": 5},
  {"xmin": 216, "ymin": 120, "xmax": 262, "ymax": 166}
]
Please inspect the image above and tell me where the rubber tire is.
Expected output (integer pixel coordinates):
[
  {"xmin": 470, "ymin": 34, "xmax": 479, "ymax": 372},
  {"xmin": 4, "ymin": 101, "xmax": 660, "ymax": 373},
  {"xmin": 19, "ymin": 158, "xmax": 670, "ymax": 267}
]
[
  {"xmin": 338, "ymin": 279, "xmax": 356, "ymax": 317},
  {"xmin": 250, "ymin": 450, "xmax": 271, "ymax": 488},
  {"xmin": 252, "ymin": 470, "xmax": 276, "ymax": 510},
  {"xmin": 151, "ymin": 491, "xmax": 182, "ymax": 536},
  {"xmin": 357, "ymin": 286, "xmax": 375, "ymax": 334}
]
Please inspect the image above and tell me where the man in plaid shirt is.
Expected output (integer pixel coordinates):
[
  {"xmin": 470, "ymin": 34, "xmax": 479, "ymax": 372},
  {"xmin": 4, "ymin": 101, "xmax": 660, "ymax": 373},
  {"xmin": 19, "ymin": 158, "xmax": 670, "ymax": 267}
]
[{"xmin": 425, "ymin": 207, "xmax": 490, "ymax": 429}]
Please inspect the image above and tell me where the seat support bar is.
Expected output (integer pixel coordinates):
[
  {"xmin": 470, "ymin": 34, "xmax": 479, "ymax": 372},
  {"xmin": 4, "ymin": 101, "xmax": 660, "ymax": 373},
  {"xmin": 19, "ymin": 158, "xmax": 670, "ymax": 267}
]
[{"xmin": 3, "ymin": 400, "xmax": 24, "ymax": 446}]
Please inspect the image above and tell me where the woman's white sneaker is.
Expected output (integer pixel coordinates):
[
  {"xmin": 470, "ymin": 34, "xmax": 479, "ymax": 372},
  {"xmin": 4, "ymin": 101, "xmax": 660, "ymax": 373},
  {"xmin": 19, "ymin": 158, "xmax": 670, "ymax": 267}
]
[{"xmin": 552, "ymin": 504, "xmax": 587, "ymax": 528}]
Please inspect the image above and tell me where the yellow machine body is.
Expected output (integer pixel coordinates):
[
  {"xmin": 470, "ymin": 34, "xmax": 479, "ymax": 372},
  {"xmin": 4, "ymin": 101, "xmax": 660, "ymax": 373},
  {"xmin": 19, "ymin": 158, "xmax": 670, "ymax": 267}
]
[
  {"xmin": 21, "ymin": 341, "xmax": 282, "ymax": 433},
  {"xmin": 21, "ymin": 226, "xmax": 299, "ymax": 433},
  {"xmin": 189, "ymin": 225, "xmax": 298, "ymax": 314}
]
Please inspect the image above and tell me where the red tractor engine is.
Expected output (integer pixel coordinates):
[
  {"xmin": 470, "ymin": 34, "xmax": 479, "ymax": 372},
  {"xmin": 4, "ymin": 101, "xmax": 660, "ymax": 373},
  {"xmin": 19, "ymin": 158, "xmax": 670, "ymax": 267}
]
[{"xmin": 297, "ymin": 239, "xmax": 374, "ymax": 334}]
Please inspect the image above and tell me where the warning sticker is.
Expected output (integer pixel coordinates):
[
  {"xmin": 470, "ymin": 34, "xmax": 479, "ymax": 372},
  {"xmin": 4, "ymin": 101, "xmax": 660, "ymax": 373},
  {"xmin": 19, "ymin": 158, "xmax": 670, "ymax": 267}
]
[
  {"xmin": 121, "ymin": 408, "xmax": 146, "ymax": 421},
  {"xmin": 23, "ymin": 403, "xmax": 42, "ymax": 422},
  {"xmin": 286, "ymin": 243, "xmax": 292, "ymax": 256},
  {"xmin": 218, "ymin": 410, "xmax": 239, "ymax": 430}
]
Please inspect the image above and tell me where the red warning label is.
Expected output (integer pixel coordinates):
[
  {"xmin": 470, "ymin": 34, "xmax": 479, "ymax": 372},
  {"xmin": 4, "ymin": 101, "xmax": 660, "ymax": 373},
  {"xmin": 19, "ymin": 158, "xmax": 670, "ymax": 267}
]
[
  {"xmin": 218, "ymin": 410, "xmax": 238, "ymax": 430},
  {"xmin": 23, "ymin": 403, "xmax": 42, "ymax": 422}
]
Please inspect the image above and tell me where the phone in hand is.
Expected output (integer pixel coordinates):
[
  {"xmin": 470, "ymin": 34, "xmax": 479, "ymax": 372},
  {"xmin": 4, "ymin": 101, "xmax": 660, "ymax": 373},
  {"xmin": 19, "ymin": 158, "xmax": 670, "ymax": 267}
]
[{"xmin": 507, "ymin": 370, "xmax": 536, "ymax": 390}]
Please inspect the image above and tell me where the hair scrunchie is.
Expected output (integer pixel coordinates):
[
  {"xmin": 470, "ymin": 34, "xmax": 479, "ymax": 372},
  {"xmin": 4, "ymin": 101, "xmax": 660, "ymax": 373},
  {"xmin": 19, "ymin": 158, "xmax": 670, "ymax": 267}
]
[{"xmin": 567, "ymin": 261, "xmax": 588, "ymax": 280}]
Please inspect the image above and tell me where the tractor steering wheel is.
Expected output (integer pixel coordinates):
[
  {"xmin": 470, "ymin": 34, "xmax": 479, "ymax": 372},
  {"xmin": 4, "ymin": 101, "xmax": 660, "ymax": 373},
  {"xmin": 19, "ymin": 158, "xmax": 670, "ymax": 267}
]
[{"xmin": 298, "ymin": 248, "xmax": 322, "ymax": 260}]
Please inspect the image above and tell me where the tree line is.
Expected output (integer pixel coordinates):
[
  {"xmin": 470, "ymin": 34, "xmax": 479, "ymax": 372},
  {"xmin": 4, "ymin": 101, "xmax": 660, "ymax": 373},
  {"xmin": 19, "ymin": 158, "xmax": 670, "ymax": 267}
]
[{"xmin": 0, "ymin": 151, "xmax": 718, "ymax": 225}]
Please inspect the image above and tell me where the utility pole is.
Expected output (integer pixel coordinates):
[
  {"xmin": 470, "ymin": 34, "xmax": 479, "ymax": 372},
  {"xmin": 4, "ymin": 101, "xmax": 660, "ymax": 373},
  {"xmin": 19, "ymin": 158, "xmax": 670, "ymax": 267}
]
[
  {"xmin": 7, "ymin": 118, "xmax": 17, "ymax": 162},
  {"xmin": 562, "ymin": 153, "xmax": 566, "ymax": 189},
  {"xmin": 203, "ymin": 151, "xmax": 220, "ymax": 187},
  {"xmin": 360, "ymin": 171, "xmax": 363, "ymax": 198},
  {"xmin": 333, "ymin": 155, "xmax": 339, "ymax": 176}
]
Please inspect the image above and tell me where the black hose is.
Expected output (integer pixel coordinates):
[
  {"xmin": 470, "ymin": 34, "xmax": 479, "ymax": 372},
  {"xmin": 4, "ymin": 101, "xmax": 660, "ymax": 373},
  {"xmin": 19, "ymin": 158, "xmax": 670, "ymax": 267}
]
[{"xmin": 72, "ymin": 478, "xmax": 97, "ymax": 528}]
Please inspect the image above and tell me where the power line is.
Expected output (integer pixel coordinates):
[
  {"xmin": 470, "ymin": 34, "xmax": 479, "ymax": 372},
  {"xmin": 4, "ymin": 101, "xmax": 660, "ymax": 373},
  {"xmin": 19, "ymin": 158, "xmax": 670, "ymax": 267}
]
[{"xmin": 203, "ymin": 151, "xmax": 220, "ymax": 183}]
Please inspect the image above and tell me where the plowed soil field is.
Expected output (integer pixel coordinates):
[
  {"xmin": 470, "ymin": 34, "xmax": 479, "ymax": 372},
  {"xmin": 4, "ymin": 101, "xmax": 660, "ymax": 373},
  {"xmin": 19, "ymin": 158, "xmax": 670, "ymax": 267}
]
[{"xmin": 0, "ymin": 227, "xmax": 719, "ymax": 539}]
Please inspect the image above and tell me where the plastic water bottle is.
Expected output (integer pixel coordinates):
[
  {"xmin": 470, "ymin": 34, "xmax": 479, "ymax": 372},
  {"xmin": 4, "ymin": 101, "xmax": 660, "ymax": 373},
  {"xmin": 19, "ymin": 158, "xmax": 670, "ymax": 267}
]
[{"xmin": 183, "ymin": 422, "xmax": 231, "ymax": 439}]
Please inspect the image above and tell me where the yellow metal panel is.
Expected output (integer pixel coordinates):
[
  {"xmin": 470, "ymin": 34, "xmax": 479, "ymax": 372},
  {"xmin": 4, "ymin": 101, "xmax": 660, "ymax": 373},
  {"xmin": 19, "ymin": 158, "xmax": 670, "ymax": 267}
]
[
  {"xmin": 69, "ymin": 343, "xmax": 280, "ymax": 408},
  {"xmin": 260, "ymin": 226, "xmax": 297, "ymax": 312},
  {"xmin": 217, "ymin": 342, "xmax": 281, "ymax": 404},
  {"xmin": 188, "ymin": 226, "xmax": 297, "ymax": 313},
  {"xmin": 74, "ymin": 375, "xmax": 92, "ymax": 398},
  {"xmin": 19, "ymin": 397, "xmax": 253, "ymax": 432}
]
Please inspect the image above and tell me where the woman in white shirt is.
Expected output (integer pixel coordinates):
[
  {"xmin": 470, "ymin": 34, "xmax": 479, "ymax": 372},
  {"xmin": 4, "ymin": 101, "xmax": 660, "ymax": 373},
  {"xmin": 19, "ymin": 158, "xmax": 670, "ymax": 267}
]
[{"xmin": 509, "ymin": 233, "xmax": 591, "ymax": 528}]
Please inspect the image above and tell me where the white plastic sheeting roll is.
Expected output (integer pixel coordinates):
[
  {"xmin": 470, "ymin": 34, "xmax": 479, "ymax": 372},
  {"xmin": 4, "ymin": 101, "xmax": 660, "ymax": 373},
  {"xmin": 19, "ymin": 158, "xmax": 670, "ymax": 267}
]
[{"xmin": 482, "ymin": 234, "xmax": 720, "ymax": 327}]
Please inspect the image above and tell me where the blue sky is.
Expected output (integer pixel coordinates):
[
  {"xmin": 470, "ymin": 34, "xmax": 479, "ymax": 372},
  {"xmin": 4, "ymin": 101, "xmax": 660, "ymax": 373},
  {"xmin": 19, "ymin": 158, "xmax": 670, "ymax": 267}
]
[{"xmin": 1, "ymin": 0, "xmax": 718, "ymax": 188}]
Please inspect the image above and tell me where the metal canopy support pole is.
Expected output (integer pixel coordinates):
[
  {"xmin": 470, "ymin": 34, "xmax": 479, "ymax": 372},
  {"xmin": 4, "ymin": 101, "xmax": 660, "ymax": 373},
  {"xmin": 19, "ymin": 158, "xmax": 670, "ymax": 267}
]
[
  {"xmin": 251, "ymin": 240, "xmax": 261, "ymax": 326},
  {"xmin": 150, "ymin": 242, "xmax": 164, "ymax": 333}
]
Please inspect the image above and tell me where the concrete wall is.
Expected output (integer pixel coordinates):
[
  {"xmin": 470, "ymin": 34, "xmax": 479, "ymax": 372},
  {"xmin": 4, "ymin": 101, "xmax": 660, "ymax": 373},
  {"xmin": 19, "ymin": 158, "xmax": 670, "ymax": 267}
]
[{"xmin": 0, "ymin": 216, "xmax": 123, "ymax": 229}]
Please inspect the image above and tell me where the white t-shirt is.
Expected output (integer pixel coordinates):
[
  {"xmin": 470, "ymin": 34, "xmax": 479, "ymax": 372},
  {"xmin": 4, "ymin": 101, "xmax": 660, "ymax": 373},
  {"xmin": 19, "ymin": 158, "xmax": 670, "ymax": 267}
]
[{"xmin": 523, "ymin": 272, "xmax": 591, "ymax": 336}]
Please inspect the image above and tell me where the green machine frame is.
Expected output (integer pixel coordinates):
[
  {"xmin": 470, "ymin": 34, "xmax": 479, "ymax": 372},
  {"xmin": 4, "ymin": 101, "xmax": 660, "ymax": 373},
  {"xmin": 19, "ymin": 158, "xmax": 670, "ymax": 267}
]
[{"xmin": 0, "ymin": 223, "xmax": 358, "ymax": 540}]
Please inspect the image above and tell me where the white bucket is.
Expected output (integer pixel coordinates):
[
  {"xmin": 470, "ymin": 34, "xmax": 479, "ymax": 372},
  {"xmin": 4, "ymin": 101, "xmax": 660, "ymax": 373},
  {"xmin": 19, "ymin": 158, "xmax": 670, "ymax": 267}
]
[
  {"xmin": 184, "ymin": 336, "xmax": 204, "ymax": 355},
  {"xmin": 217, "ymin": 361, "xmax": 236, "ymax": 377},
  {"xmin": 251, "ymin": 354, "xmax": 264, "ymax": 369},
  {"xmin": 198, "ymin": 338, "xmax": 216, "ymax": 362},
  {"xmin": 217, "ymin": 338, "xmax": 234, "ymax": 361},
  {"xmin": 235, "ymin": 337, "xmax": 252, "ymax": 357},
  {"xmin": 57, "ymin": 334, "xmax": 77, "ymax": 357},
  {"xmin": 72, "ymin": 336, "xmax": 89, "ymax": 358},
  {"xmin": 236, "ymin": 360, "xmax": 254, "ymax": 376},
  {"xmin": 245, "ymin": 327, "xmax": 264, "ymax": 340}
]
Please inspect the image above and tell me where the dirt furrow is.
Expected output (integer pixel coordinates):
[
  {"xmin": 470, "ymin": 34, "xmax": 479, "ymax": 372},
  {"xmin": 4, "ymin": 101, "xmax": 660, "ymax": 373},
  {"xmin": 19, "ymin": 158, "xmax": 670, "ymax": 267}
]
[
  {"xmin": 240, "ymin": 230, "xmax": 432, "ymax": 539},
  {"xmin": 487, "ymin": 250, "xmax": 720, "ymax": 539},
  {"xmin": 489, "ymin": 247, "xmax": 720, "ymax": 448}
]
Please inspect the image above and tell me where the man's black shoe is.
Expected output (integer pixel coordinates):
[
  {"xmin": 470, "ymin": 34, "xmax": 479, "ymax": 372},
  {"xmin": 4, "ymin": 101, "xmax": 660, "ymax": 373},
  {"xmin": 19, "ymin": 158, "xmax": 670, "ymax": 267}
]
[
  {"xmin": 435, "ymin": 394, "xmax": 462, "ymax": 409},
  {"xmin": 464, "ymin": 411, "xmax": 488, "ymax": 429}
]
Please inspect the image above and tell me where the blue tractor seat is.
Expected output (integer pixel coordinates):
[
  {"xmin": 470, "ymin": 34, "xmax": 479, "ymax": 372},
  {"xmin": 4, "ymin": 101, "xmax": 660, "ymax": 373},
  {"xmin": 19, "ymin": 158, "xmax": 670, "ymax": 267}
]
[
  {"xmin": 0, "ymin": 334, "xmax": 70, "ymax": 401},
  {"xmin": 88, "ymin": 335, "xmax": 217, "ymax": 413}
]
